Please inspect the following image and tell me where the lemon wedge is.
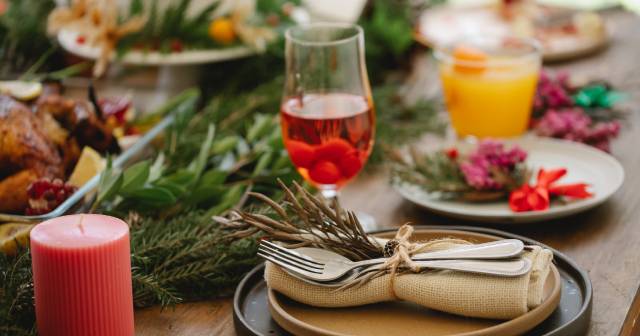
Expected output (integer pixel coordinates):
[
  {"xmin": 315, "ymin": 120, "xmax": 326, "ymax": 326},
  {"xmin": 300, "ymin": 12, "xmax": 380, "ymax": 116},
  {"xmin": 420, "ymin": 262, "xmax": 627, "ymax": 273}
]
[
  {"xmin": 0, "ymin": 81, "xmax": 43, "ymax": 101},
  {"xmin": 68, "ymin": 146, "xmax": 106, "ymax": 188},
  {"xmin": 0, "ymin": 223, "xmax": 33, "ymax": 255}
]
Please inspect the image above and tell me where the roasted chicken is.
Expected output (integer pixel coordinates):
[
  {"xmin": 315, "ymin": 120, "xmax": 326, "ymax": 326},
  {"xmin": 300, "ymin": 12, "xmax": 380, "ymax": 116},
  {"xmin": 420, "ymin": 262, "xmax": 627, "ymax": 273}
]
[
  {"xmin": 0, "ymin": 88, "xmax": 118, "ymax": 214},
  {"xmin": 0, "ymin": 96, "xmax": 64, "ymax": 213}
]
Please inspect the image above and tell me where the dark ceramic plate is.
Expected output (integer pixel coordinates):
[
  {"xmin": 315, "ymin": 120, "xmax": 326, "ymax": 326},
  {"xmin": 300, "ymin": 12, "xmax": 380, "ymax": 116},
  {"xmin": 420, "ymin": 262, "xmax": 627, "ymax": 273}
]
[{"xmin": 233, "ymin": 225, "xmax": 591, "ymax": 336}]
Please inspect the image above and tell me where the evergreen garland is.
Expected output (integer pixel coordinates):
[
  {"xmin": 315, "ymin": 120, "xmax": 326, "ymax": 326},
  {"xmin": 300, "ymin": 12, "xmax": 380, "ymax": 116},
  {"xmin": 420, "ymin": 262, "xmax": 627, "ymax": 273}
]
[{"xmin": 0, "ymin": 1, "xmax": 447, "ymax": 333}]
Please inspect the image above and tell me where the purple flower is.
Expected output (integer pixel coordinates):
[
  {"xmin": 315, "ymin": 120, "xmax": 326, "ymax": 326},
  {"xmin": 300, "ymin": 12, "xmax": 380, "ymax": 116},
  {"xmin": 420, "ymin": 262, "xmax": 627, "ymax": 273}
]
[
  {"xmin": 460, "ymin": 140, "xmax": 528, "ymax": 190},
  {"xmin": 533, "ymin": 108, "xmax": 621, "ymax": 152},
  {"xmin": 535, "ymin": 71, "xmax": 573, "ymax": 111}
]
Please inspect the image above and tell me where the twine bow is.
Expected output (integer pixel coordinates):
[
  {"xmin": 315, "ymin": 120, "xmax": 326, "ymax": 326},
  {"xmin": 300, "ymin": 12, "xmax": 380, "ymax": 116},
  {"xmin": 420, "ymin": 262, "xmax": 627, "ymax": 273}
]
[{"xmin": 340, "ymin": 224, "xmax": 468, "ymax": 290}]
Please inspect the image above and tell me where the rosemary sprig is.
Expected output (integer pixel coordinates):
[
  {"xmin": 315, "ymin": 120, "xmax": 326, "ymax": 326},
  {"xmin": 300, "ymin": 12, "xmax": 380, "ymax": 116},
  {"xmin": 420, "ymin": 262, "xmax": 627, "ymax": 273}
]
[{"xmin": 219, "ymin": 181, "xmax": 382, "ymax": 261}]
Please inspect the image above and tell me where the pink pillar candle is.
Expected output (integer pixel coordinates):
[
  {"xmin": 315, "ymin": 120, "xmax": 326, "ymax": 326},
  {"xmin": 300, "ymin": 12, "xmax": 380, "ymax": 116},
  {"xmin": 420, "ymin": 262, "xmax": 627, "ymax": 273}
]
[{"xmin": 30, "ymin": 214, "xmax": 134, "ymax": 336}]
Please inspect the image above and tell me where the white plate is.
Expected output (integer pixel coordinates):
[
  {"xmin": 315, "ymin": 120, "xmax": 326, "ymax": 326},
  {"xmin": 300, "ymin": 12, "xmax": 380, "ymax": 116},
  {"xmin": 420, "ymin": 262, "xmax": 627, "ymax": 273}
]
[
  {"xmin": 58, "ymin": 29, "xmax": 254, "ymax": 66},
  {"xmin": 414, "ymin": 5, "xmax": 608, "ymax": 62},
  {"xmin": 394, "ymin": 137, "xmax": 624, "ymax": 224}
]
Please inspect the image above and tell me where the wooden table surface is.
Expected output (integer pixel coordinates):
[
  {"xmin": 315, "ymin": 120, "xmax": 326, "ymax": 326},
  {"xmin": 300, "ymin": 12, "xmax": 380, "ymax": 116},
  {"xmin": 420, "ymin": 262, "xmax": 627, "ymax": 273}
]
[{"xmin": 134, "ymin": 9, "xmax": 640, "ymax": 336}]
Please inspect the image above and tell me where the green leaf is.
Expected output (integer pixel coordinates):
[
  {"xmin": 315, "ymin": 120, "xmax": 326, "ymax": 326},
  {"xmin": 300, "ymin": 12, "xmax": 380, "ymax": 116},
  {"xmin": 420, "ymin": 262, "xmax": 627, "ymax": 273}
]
[
  {"xmin": 121, "ymin": 160, "xmax": 151, "ymax": 194},
  {"xmin": 183, "ymin": 169, "xmax": 228, "ymax": 205},
  {"xmin": 205, "ymin": 185, "xmax": 245, "ymax": 216},
  {"xmin": 149, "ymin": 153, "xmax": 165, "ymax": 182},
  {"xmin": 252, "ymin": 151, "xmax": 273, "ymax": 177},
  {"xmin": 185, "ymin": 185, "xmax": 223, "ymax": 206},
  {"xmin": 272, "ymin": 150, "xmax": 292, "ymax": 170},
  {"xmin": 247, "ymin": 114, "xmax": 272, "ymax": 142},
  {"xmin": 125, "ymin": 187, "xmax": 177, "ymax": 206},
  {"xmin": 159, "ymin": 170, "xmax": 197, "ymax": 187},
  {"xmin": 154, "ymin": 180, "xmax": 188, "ymax": 198},
  {"xmin": 200, "ymin": 169, "xmax": 227, "ymax": 186},
  {"xmin": 212, "ymin": 136, "xmax": 239, "ymax": 155},
  {"xmin": 135, "ymin": 88, "xmax": 200, "ymax": 124},
  {"xmin": 188, "ymin": 124, "xmax": 216, "ymax": 179},
  {"xmin": 93, "ymin": 158, "xmax": 124, "ymax": 210}
]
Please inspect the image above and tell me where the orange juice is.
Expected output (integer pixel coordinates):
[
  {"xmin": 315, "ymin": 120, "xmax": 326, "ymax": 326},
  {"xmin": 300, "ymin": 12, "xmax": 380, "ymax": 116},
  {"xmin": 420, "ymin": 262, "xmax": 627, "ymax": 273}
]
[{"xmin": 437, "ymin": 39, "xmax": 541, "ymax": 138}]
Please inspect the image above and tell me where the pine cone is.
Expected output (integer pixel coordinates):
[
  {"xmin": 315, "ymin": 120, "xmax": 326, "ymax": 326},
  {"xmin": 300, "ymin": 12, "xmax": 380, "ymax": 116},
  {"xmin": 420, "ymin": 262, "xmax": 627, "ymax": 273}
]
[{"xmin": 384, "ymin": 239, "xmax": 400, "ymax": 257}]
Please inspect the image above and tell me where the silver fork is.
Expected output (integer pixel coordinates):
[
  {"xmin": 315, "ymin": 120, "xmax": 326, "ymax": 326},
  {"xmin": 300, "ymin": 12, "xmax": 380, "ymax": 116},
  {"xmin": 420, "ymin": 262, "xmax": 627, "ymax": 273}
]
[
  {"xmin": 261, "ymin": 239, "xmax": 523, "ymax": 274},
  {"xmin": 258, "ymin": 240, "xmax": 530, "ymax": 282}
]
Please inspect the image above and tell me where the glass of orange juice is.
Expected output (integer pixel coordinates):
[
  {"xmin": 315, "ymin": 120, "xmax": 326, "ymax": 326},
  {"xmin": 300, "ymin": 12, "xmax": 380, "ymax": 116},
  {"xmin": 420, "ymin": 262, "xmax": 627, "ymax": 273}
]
[{"xmin": 435, "ymin": 36, "xmax": 542, "ymax": 138}]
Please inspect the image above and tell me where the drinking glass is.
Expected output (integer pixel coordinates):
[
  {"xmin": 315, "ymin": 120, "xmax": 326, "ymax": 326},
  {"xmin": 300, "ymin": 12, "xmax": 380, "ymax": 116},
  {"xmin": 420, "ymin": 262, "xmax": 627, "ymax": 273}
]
[
  {"xmin": 281, "ymin": 23, "xmax": 375, "ymax": 217},
  {"xmin": 435, "ymin": 35, "xmax": 542, "ymax": 138}
]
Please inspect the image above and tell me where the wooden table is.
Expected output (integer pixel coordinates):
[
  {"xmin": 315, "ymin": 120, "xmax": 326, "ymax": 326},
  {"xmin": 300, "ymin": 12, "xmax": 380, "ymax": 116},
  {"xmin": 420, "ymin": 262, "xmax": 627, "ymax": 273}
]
[{"xmin": 135, "ymin": 9, "xmax": 640, "ymax": 336}]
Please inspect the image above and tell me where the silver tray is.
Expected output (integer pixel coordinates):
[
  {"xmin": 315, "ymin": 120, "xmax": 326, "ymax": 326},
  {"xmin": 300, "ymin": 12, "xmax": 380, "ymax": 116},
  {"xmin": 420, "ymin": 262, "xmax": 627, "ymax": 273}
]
[{"xmin": 0, "ymin": 114, "xmax": 174, "ymax": 223}]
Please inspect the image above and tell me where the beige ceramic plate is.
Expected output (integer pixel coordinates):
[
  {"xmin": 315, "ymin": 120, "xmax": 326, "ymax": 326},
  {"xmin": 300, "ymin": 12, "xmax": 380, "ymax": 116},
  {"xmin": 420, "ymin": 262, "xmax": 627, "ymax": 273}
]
[
  {"xmin": 268, "ymin": 229, "xmax": 562, "ymax": 336},
  {"xmin": 414, "ymin": 5, "xmax": 608, "ymax": 62},
  {"xmin": 394, "ymin": 137, "xmax": 624, "ymax": 224}
]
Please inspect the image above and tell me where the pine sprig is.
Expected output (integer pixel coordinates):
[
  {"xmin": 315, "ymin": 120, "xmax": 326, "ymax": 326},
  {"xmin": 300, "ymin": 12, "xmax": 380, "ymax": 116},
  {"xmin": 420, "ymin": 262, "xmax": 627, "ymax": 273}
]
[
  {"xmin": 391, "ymin": 148, "xmax": 471, "ymax": 194},
  {"xmin": 0, "ymin": 250, "xmax": 35, "ymax": 336},
  {"xmin": 390, "ymin": 147, "xmax": 530, "ymax": 202},
  {"xmin": 129, "ymin": 211, "xmax": 260, "ymax": 307}
]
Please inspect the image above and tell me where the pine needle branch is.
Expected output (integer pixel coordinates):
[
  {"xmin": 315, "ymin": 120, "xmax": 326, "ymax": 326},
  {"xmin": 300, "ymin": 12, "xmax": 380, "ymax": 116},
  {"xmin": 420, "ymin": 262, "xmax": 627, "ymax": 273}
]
[{"xmin": 221, "ymin": 181, "xmax": 383, "ymax": 261}]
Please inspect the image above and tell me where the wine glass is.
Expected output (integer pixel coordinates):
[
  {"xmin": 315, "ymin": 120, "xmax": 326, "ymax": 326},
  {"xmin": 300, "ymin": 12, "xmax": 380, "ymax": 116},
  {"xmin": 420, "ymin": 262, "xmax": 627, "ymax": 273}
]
[{"xmin": 281, "ymin": 23, "xmax": 376, "ymax": 227}]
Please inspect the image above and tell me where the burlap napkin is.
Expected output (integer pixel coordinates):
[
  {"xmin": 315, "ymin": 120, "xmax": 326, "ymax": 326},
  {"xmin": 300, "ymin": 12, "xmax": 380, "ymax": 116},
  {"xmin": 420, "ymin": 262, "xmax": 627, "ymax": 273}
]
[{"xmin": 265, "ymin": 241, "xmax": 553, "ymax": 320}]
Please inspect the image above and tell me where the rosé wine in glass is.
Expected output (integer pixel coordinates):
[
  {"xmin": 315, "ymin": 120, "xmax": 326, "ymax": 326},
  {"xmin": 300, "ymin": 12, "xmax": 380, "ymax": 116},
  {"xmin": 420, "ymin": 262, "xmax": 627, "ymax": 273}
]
[{"xmin": 281, "ymin": 93, "xmax": 375, "ymax": 191}]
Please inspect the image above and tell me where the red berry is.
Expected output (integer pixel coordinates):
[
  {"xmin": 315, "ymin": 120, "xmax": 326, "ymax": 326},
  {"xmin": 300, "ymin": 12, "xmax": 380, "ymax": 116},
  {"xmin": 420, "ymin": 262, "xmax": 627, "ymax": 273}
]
[
  {"xmin": 445, "ymin": 148, "xmax": 458, "ymax": 160},
  {"xmin": 337, "ymin": 151, "xmax": 362, "ymax": 179},
  {"xmin": 286, "ymin": 140, "xmax": 316, "ymax": 168},
  {"xmin": 309, "ymin": 160, "xmax": 341, "ymax": 185},
  {"xmin": 315, "ymin": 138, "xmax": 353, "ymax": 163},
  {"xmin": 170, "ymin": 39, "xmax": 184, "ymax": 52},
  {"xmin": 76, "ymin": 35, "xmax": 86, "ymax": 44}
]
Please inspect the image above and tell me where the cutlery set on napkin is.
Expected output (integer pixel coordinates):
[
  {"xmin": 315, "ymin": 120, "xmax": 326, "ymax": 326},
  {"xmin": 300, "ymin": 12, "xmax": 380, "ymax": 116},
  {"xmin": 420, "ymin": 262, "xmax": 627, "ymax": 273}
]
[{"xmin": 260, "ymin": 232, "xmax": 554, "ymax": 320}]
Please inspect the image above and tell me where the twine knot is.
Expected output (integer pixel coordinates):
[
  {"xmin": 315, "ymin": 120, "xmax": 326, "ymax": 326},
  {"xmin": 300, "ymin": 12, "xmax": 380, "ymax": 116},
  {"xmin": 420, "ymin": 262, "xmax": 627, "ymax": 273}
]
[{"xmin": 339, "ymin": 224, "xmax": 469, "ymax": 290}]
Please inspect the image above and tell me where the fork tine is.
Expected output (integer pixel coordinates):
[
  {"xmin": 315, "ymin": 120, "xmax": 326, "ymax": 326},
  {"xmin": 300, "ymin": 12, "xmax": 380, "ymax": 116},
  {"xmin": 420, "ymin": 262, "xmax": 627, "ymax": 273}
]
[
  {"xmin": 258, "ymin": 245, "xmax": 323, "ymax": 271},
  {"xmin": 260, "ymin": 240, "xmax": 323, "ymax": 266},
  {"xmin": 258, "ymin": 251, "xmax": 323, "ymax": 275}
]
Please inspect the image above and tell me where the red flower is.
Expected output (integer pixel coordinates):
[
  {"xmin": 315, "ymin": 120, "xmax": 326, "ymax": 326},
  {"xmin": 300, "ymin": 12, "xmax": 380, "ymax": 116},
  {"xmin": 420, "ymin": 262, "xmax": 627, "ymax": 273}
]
[
  {"xmin": 509, "ymin": 168, "xmax": 592, "ymax": 212},
  {"xmin": 445, "ymin": 148, "xmax": 458, "ymax": 160},
  {"xmin": 509, "ymin": 184, "xmax": 549, "ymax": 212}
]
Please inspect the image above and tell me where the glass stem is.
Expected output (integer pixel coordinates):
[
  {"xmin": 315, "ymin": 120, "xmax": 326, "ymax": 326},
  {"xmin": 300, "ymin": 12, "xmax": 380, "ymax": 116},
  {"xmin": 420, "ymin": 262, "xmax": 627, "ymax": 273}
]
[{"xmin": 320, "ymin": 188, "xmax": 338, "ymax": 200}]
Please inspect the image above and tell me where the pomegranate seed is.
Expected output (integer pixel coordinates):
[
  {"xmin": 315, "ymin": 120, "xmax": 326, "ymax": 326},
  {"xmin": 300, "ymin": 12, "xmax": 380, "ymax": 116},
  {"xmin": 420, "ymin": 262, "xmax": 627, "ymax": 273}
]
[
  {"xmin": 43, "ymin": 190, "xmax": 55, "ymax": 201},
  {"xmin": 52, "ymin": 178, "xmax": 63, "ymax": 188}
]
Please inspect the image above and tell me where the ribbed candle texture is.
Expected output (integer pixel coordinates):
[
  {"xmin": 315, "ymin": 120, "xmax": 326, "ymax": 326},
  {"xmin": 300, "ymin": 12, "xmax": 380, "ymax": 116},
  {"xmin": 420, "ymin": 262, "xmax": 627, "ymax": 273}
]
[{"xmin": 30, "ymin": 214, "xmax": 134, "ymax": 336}]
